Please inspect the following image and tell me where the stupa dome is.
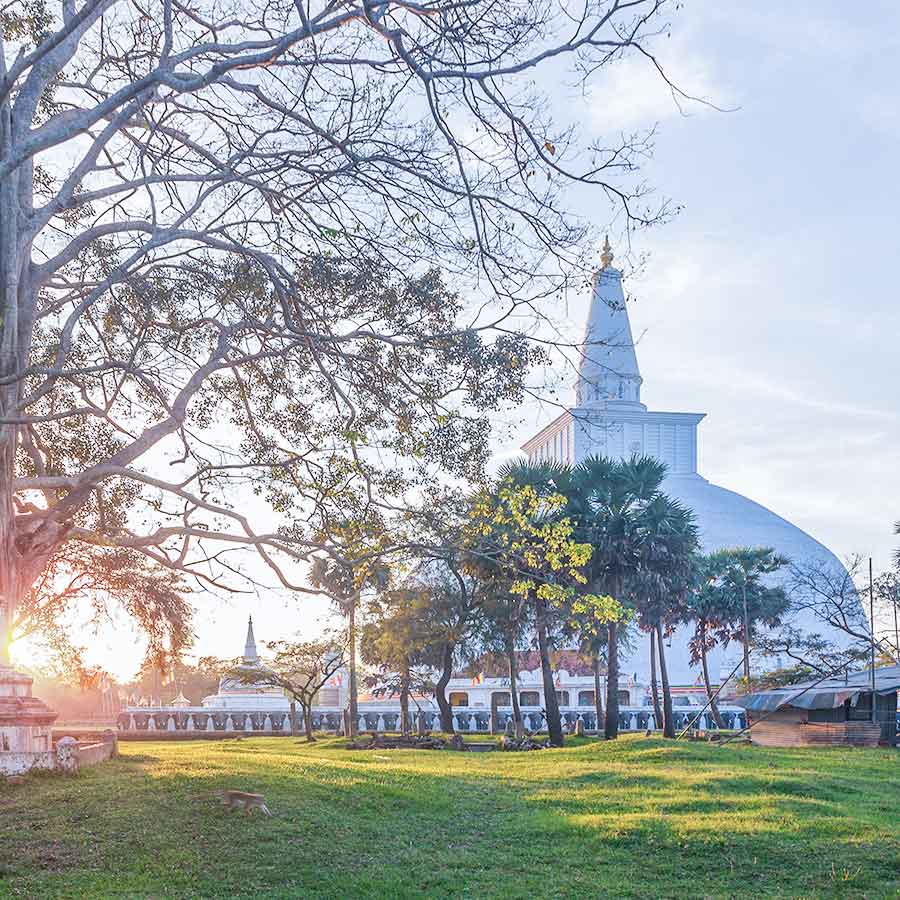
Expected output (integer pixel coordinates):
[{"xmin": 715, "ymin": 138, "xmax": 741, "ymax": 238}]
[{"xmin": 521, "ymin": 242, "xmax": 859, "ymax": 689}]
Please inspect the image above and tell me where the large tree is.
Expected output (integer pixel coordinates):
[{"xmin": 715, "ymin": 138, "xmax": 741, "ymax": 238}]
[
  {"xmin": 1, "ymin": 0, "xmax": 683, "ymax": 663},
  {"xmin": 309, "ymin": 550, "xmax": 388, "ymax": 737},
  {"xmin": 464, "ymin": 465, "xmax": 620, "ymax": 746},
  {"xmin": 687, "ymin": 548, "xmax": 789, "ymax": 714},
  {"xmin": 568, "ymin": 455, "xmax": 673, "ymax": 740},
  {"xmin": 627, "ymin": 493, "xmax": 697, "ymax": 738}
]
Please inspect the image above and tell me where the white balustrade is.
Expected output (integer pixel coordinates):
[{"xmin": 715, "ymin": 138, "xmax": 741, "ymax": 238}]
[{"xmin": 119, "ymin": 702, "xmax": 746, "ymax": 737}]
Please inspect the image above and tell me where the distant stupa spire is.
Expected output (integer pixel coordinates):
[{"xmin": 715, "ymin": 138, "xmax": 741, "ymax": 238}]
[
  {"xmin": 600, "ymin": 234, "xmax": 614, "ymax": 269},
  {"xmin": 243, "ymin": 615, "xmax": 258, "ymax": 663}
]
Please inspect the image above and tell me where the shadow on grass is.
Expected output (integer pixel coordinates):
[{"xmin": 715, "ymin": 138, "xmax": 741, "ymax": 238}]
[{"xmin": 0, "ymin": 737, "xmax": 896, "ymax": 899}]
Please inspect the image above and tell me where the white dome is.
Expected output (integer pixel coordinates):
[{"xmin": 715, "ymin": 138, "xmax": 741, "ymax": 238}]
[{"xmin": 618, "ymin": 474, "xmax": 859, "ymax": 687}]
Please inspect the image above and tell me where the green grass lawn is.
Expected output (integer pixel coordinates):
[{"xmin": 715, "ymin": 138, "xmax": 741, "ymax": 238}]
[{"xmin": 1, "ymin": 736, "xmax": 898, "ymax": 899}]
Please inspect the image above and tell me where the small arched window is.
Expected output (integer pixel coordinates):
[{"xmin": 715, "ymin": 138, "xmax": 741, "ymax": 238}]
[
  {"xmin": 491, "ymin": 692, "xmax": 511, "ymax": 707},
  {"xmin": 555, "ymin": 690, "xmax": 569, "ymax": 706},
  {"xmin": 519, "ymin": 691, "xmax": 540, "ymax": 706},
  {"xmin": 617, "ymin": 690, "xmax": 631, "ymax": 705},
  {"xmin": 578, "ymin": 690, "xmax": 595, "ymax": 707},
  {"xmin": 449, "ymin": 692, "xmax": 469, "ymax": 707}
]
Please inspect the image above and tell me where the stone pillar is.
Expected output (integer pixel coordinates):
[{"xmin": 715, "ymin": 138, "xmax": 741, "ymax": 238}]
[{"xmin": 56, "ymin": 736, "xmax": 80, "ymax": 774}]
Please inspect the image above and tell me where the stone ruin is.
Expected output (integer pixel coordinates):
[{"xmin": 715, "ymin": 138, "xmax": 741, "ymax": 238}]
[{"xmin": 0, "ymin": 664, "xmax": 117, "ymax": 778}]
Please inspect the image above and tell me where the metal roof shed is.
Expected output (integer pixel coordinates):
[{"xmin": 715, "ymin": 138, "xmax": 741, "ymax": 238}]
[{"xmin": 734, "ymin": 665, "xmax": 900, "ymax": 747}]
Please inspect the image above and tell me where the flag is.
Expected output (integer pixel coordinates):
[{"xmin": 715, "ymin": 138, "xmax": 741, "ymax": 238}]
[{"xmin": 470, "ymin": 672, "xmax": 484, "ymax": 686}]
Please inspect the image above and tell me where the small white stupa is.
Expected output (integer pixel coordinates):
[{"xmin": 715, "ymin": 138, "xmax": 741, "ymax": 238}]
[{"xmin": 201, "ymin": 616, "xmax": 289, "ymax": 712}]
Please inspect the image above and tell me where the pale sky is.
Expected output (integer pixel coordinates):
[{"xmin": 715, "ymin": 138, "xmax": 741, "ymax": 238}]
[{"xmin": 20, "ymin": 1, "xmax": 900, "ymax": 682}]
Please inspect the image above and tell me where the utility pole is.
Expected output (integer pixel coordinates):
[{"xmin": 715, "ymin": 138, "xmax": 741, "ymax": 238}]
[
  {"xmin": 894, "ymin": 592, "xmax": 899, "ymax": 663},
  {"xmin": 742, "ymin": 580, "xmax": 750, "ymax": 684},
  {"xmin": 869, "ymin": 557, "xmax": 877, "ymax": 725}
]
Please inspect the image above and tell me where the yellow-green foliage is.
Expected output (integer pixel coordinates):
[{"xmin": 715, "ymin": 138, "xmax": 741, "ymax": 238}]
[{"xmin": 465, "ymin": 480, "xmax": 625, "ymax": 626}]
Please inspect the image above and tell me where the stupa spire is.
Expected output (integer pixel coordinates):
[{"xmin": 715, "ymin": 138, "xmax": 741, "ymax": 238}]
[
  {"xmin": 600, "ymin": 234, "xmax": 614, "ymax": 269},
  {"xmin": 243, "ymin": 615, "xmax": 258, "ymax": 663},
  {"xmin": 574, "ymin": 238, "xmax": 644, "ymax": 410}
]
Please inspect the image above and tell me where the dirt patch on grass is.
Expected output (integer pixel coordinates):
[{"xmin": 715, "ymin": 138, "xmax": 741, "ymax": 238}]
[{"xmin": 0, "ymin": 838, "xmax": 83, "ymax": 875}]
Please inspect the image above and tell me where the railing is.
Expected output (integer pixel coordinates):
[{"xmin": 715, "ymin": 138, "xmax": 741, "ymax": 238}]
[{"xmin": 118, "ymin": 704, "xmax": 746, "ymax": 734}]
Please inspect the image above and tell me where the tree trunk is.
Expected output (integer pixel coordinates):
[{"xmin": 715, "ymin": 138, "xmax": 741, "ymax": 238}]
[
  {"xmin": 399, "ymin": 660, "xmax": 410, "ymax": 736},
  {"xmin": 591, "ymin": 654, "xmax": 605, "ymax": 736},
  {"xmin": 289, "ymin": 699, "xmax": 298, "ymax": 737},
  {"xmin": 649, "ymin": 628, "xmax": 662, "ymax": 728},
  {"xmin": 348, "ymin": 595, "xmax": 358, "ymax": 737},
  {"xmin": 435, "ymin": 642, "xmax": 454, "ymax": 733},
  {"xmin": 0, "ymin": 602, "xmax": 10, "ymax": 664},
  {"xmin": 535, "ymin": 596, "xmax": 563, "ymax": 747},
  {"xmin": 656, "ymin": 620, "xmax": 675, "ymax": 739},
  {"xmin": 302, "ymin": 704, "xmax": 315, "ymax": 742},
  {"xmin": 507, "ymin": 641, "xmax": 524, "ymax": 739},
  {"xmin": 604, "ymin": 619, "xmax": 620, "ymax": 739},
  {"xmin": 699, "ymin": 621, "xmax": 725, "ymax": 729}
]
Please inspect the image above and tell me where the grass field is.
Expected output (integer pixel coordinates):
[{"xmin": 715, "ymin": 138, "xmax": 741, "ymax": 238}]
[{"xmin": 1, "ymin": 735, "xmax": 898, "ymax": 898}]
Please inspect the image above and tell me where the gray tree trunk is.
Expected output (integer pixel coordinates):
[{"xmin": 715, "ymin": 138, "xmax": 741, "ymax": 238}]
[
  {"xmin": 656, "ymin": 621, "xmax": 675, "ymax": 739},
  {"xmin": 649, "ymin": 628, "xmax": 663, "ymax": 728}
]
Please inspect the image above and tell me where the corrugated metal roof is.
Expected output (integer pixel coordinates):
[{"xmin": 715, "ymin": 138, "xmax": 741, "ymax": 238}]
[{"xmin": 734, "ymin": 665, "xmax": 900, "ymax": 713}]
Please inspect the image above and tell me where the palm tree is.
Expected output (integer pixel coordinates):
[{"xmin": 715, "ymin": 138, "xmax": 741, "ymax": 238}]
[
  {"xmin": 569, "ymin": 455, "xmax": 671, "ymax": 739},
  {"xmin": 721, "ymin": 547, "xmax": 791, "ymax": 684},
  {"xmin": 686, "ymin": 548, "xmax": 790, "ymax": 718},
  {"xmin": 629, "ymin": 495, "xmax": 698, "ymax": 737},
  {"xmin": 685, "ymin": 553, "xmax": 732, "ymax": 728},
  {"xmin": 310, "ymin": 557, "xmax": 388, "ymax": 738}
]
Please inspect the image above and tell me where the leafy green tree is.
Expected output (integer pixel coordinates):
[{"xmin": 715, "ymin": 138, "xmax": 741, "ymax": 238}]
[
  {"xmin": 360, "ymin": 587, "xmax": 435, "ymax": 736},
  {"xmin": 412, "ymin": 563, "xmax": 483, "ymax": 734},
  {"xmin": 461, "ymin": 471, "xmax": 618, "ymax": 746},
  {"xmin": 471, "ymin": 581, "xmax": 533, "ymax": 739}
]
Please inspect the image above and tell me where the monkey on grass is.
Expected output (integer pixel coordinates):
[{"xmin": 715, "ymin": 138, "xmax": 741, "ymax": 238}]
[{"xmin": 213, "ymin": 790, "xmax": 272, "ymax": 816}]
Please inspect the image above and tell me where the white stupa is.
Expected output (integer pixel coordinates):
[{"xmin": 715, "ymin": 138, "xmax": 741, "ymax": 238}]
[
  {"xmin": 201, "ymin": 616, "xmax": 289, "ymax": 711},
  {"xmin": 522, "ymin": 238, "xmax": 858, "ymax": 687}
]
